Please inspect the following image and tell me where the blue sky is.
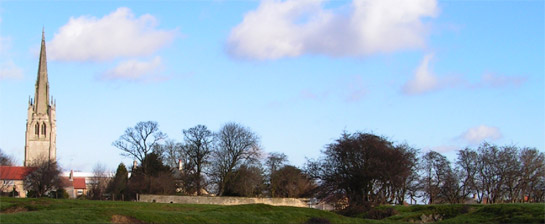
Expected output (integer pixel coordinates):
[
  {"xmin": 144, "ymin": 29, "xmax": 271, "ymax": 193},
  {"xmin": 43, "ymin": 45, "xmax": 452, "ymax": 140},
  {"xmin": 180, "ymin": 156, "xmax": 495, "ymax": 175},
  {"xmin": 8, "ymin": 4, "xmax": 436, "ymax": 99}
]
[{"xmin": 0, "ymin": 0, "xmax": 543, "ymax": 172}]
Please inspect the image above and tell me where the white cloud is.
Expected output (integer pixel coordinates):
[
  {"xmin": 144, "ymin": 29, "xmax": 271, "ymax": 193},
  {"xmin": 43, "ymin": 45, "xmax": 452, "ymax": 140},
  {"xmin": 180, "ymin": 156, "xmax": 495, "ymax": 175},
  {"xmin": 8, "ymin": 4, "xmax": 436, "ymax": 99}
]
[
  {"xmin": 401, "ymin": 54, "xmax": 525, "ymax": 95},
  {"xmin": 477, "ymin": 73, "xmax": 527, "ymax": 88},
  {"xmin": 460, "ymin": 125, "xmax": 502, "ymax": 145},
  {"xmin": 103, "ymin": 56, "xmax": 164, "ymax": 81},
  {"xmin": 227, "ymin": 0, "xmax": 438, "ymax": 60},
  {"xmin": 402, "ymin": 54, "xmax": 439, "ymax": 95},
  {"xmin": 48, "ymin": 7, "xmax": 176, "ymax": 61},
  {"xmin": 0, "ymin": 60, "xmax": 24, "ymax": 80}
]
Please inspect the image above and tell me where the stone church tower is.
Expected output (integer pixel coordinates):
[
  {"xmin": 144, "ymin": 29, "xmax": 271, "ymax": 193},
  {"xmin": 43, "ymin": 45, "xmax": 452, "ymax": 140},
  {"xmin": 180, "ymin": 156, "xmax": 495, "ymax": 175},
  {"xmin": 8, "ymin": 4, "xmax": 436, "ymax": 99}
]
[{"xmin": 24, "ymin": 30, "xmax": 56, "ymax": 167}]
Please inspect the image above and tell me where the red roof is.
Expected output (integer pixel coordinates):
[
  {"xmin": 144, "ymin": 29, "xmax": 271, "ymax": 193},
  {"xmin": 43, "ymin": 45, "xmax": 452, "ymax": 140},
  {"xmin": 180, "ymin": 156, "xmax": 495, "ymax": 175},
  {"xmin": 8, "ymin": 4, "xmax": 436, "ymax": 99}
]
[
  {"xmin": 0, "ymin": 166, "xmax": 36, "ymax": 180},
  {"xmin": 60, "ymin": 177, "xmax": 86, "ymax": 189},
  {"xmin": 73, "ymin": 177, "xmax": 86, "ymax": 189}
]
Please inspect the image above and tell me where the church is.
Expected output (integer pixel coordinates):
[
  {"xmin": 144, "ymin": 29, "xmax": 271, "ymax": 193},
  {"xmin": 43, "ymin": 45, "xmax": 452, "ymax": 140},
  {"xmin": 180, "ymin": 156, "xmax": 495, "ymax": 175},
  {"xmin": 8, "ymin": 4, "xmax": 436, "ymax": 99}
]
[
  {"xmin": 24, "ymin": 29, "xmax": 57, "ymax": 167},
  {"xmin": 0, "ymin": 30, "xmax": 88, "ymax": 198}
]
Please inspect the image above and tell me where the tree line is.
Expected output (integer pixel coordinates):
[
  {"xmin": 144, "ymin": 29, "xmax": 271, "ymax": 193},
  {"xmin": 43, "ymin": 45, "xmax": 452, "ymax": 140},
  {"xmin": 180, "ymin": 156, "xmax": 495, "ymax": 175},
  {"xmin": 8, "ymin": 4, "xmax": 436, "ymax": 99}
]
[
  {"xmin": 103, "ymin": 121, "xmax": 314, "ymax": 200},
  {"xmin": 5, "ymin": 120, "xmax": 543, "ymax": 210},
  {"xmin": 306, "ymin": 132, "xmax": 544, "ymax": 210}
]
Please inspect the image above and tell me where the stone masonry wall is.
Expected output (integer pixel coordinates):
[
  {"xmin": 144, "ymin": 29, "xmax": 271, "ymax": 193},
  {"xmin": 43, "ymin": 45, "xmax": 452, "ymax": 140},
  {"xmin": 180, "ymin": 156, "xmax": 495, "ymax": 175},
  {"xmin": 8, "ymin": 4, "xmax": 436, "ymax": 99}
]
[{"xmin": 139, "ymin": 194, "xmax": 310, "ymax": 208}]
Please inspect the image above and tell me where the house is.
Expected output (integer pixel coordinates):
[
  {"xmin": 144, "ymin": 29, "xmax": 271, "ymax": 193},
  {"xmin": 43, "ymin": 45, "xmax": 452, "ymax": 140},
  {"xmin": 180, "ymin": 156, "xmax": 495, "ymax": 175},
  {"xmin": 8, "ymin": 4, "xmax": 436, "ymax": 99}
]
[
  {"xmin": 60, "ymin": 170, "xmax": 87, "ymax": 198},
  {"xmin": 0, "ymin": 166, "xmax": 36, "ymax": 197}
]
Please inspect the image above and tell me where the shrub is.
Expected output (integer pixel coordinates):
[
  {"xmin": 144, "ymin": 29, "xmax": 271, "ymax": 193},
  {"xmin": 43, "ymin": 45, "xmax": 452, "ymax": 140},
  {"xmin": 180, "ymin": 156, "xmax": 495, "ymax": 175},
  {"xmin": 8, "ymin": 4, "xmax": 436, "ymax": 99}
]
[
  {"xmin": 304, "ymin": 217, "xmax": 331, "ymax": 224},
  {"xmin": 366, "ymin": 207, "xmax": 398, "ymax": 220},
  {"xmin": 337, "ymin": 204, "xmax": 370, "ymax": 217}
]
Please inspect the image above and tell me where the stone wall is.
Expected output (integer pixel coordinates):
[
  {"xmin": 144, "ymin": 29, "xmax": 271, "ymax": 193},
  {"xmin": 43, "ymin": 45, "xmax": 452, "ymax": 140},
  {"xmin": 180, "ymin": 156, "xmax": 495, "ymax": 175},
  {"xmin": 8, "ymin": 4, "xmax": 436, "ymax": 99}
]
[{"xmin": 139, "ymin": 194, "xmax": 310, "ymax": 208}]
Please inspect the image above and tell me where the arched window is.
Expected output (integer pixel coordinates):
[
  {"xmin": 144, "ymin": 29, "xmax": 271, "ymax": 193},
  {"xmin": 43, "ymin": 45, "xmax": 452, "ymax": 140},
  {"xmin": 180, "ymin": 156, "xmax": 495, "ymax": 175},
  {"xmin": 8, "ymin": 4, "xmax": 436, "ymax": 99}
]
[
  {"xmin": 35, "ymin": 123, "xmax": 39, "ymax": 136},
  {"xmin": 42, "ymin": 123, "xmax": 46, "ymax": 136}
]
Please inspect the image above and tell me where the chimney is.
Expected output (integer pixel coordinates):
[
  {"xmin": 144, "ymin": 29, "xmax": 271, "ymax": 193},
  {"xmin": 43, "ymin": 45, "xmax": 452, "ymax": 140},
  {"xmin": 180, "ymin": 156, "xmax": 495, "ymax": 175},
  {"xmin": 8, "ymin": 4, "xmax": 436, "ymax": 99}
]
[
  {"xmin": 69, "ymin": 170, "xmax": 73, "ymax": 181},
  {"xmin": 133, "ymin": 160, "xmax": 138, "ymax": 170},
  {"xmin": 178, "ymin": 159, "xmax": 183, "ymax": 171}
]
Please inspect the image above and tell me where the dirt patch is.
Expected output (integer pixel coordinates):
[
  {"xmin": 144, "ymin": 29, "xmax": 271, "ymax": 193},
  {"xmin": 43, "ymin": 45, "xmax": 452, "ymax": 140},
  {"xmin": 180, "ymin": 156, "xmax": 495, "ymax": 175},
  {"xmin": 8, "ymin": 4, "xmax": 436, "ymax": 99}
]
[
  {"xmin": 1, "ymin": 206, "xmax": 28, "ymax": 214},
  {"xmin": 111, "ymin": 215, "xmax": 145, "ymax": 224}
]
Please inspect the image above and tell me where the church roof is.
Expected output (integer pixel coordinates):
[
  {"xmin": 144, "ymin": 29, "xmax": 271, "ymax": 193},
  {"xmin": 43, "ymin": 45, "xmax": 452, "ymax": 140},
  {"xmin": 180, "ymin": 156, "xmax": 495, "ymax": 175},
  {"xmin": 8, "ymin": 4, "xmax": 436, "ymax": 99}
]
[
  {"xmin": 34, "ymin": 28, "xmax": 51, "ymax": 114},
  {"xmin": 0, "ymin": 166, "xmax": 36, "ymax": 180}
]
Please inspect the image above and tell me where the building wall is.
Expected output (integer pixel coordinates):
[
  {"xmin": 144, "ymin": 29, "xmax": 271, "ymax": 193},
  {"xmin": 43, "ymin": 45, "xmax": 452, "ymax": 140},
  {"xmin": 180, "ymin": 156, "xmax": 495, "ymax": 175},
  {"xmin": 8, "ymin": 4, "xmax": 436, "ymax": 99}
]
[
  {"xmin": 0, "ymin": 180, "xmax": 27, "ymax": 197},
  {"xmin": 24, "ymin": 108, "xmax": 56, "ymax": 166},
  {"xmin": 139, "ymin": 195, "xmax": 310, "ymax": 208}
]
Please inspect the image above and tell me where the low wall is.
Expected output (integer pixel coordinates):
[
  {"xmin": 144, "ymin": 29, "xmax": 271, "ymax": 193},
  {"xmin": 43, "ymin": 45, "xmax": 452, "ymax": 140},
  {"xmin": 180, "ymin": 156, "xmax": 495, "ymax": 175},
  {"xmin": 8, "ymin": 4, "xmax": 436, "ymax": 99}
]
[{"xmin": 139, "ymin": 194, "xmax": 310, "ymax": 208}]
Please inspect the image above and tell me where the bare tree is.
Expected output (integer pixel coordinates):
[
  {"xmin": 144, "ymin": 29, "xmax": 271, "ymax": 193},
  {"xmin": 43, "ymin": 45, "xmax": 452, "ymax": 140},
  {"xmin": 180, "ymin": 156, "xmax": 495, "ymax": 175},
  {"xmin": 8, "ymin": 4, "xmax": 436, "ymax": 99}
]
[
  {"xmin": 112, "ymin": 121, "xmax": 167, "ymax": 171},
  {"xmin": 210, "ymin": 122, "xmax": 261, "ymax": 196},
  {"xmin": 475, "ymin": 142, "xmax": 509, "ymax": 204},
  {"xmin": 420, "ymin": 150, "xmax": 450, "ymax": 204},
  {"xmin": 157, "ymin": 139, "xmax": 184, "ymax": 169},
  {"xmin": 439, "ymin": 168, "xmax": 463, "ymax": 204},
  {"xmin": 456, "ymin": 147, "xmax": 479, "ymax": 202},
  {"xmin": 308, "ymin": 132, "xmax": 416, "ymax": 208},
  {"xmin": 0, "ymin": 148, "xmax": 14, "ymax": 166},
  {"xmin": 498, "ymin": 146, "xmax": 521, "ymax": 203},
  {"xmin": 393, "ymin": 144, "xmax": 419, "ymax": 205},
  {"xmin": 265, "ymin": 152, "xmax": 288, "ymax": 197},
  {"xmin": 88, "ymin": 163, "xmax": 110, "ymax": 200},
  {"xmin": 183, "ymin": 125, "xmax": 214, "ymax": 195},
  {"xmin": 519, "ymin": 147, "xmax": 545, "ymax": 202},
  {"xmin": 24, "ymin": 160, "xmax": 62, "ymax": 197}
]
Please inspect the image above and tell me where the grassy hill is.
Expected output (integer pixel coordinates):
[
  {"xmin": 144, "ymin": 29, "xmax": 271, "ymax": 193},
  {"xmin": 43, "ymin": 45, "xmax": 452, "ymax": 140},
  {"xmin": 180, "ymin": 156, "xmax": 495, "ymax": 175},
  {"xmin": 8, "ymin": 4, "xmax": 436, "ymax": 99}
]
[{"xmin": 1, "ymin": 197, "xmax": 543, "ymax": 223}]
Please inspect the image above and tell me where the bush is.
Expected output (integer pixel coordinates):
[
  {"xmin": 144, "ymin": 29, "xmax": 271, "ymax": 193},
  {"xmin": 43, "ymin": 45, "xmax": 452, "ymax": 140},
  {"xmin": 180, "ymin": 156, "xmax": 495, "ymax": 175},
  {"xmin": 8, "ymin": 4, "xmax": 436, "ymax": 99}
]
[
  {"xmin": 48, "ymin": 188, "xmax": 69, "ymax": 199},
  {"xmin": 366, "ymin": 207, "xmax": 398, "ymax": 220},
  {"xmin": 337, "ymin": 204, "xmax": 370, "ymax": 217},
  {"xmin": 26, "ymin": 190, "xmax": 37, "ymax": 198},
  {"xmin": 304, "ymin": 217, "xmax": 331, "ymax": 224}
]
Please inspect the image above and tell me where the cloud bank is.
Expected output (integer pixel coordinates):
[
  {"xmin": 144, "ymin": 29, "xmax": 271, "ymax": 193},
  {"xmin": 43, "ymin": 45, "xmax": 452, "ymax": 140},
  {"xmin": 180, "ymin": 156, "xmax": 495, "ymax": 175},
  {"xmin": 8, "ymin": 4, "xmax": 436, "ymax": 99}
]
[
  {"xmin": 460, "ymin": 125, "xmax": 502, "ymax": 145},
  {"xmin": 49, "ymin": 7, "xmax": 176, "ymax": 61},
  {"xmin": 402, "ymin": 54, "xmax": 527, "ymax": 95},
  {"xmin": 0, "ymin": 60, "xmax": 23, "ymax": 80},
  {"xmin": 103, "ymin": 56, "xmax": 164, "ymax": 81},
  {"xmin": 402, "ymin": 53, "xmax": 438, "ymax": 94},
  {"xmin": 227, "ymin": 0, "xmax": 438, "ymax": 60}
]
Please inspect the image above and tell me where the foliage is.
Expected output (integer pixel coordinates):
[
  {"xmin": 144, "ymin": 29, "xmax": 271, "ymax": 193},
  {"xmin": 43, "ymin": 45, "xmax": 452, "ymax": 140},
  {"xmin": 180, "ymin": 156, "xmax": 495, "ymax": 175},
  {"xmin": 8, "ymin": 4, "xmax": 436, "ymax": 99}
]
[
  {"xmin": 107, "ymin": 163, "xmax": 129, "ymax": 200},
  {"xmin": 48, "ymin": 188, "xmax": 69, "ymax": 199},
  {"xmin": 127, "ymin": 153, "xmax": 176, "ymax": 197},
  {"xmin": 270, "ymin": 165, "xmax": 315, "ymax": 198},
  {"xmin": 223, "ymin": 165, "xmax": 265, "ymax": 197}
]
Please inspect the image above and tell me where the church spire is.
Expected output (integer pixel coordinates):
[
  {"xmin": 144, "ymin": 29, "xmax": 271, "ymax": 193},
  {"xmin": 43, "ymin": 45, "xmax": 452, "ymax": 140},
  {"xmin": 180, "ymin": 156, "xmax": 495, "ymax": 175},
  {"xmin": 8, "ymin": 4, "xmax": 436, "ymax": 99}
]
[{"xmin": 35, "ymin": 28, "xmax": 50, "ymax": 114}]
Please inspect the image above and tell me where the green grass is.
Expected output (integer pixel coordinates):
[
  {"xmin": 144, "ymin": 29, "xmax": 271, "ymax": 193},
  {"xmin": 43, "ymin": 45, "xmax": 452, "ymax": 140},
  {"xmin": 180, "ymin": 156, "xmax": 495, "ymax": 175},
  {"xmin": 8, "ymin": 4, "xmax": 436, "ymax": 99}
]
[
  {"xmin": 1, "ymin": 197, "xmax": 543, "ymax": 223},
  {"xmin": 376, "ymin": 203, "xmax": 544, "ymax": 224},
  {"xmin": 0, "ymin": 197, "xmax": 367, "ymax": 223}
]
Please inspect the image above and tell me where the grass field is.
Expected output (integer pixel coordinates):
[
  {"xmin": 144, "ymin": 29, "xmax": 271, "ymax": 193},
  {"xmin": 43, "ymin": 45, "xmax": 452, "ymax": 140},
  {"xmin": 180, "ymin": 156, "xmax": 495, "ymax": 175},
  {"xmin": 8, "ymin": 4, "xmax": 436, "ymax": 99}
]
[{"xmin": 1, "ymin": 197, "xmax": 544, "ymax": 223}]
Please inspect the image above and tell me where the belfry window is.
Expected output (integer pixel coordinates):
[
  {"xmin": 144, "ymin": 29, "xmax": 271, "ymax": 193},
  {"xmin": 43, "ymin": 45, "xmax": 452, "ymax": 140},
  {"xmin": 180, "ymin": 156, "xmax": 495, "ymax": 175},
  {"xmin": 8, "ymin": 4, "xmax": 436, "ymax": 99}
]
[
  {"xmin": 42, "ymin": 123, "xmax": 46, "ymax": 136},
  {"xmin": 35, "ymin": 123, "xmax": 39, "ymax": 136}
]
